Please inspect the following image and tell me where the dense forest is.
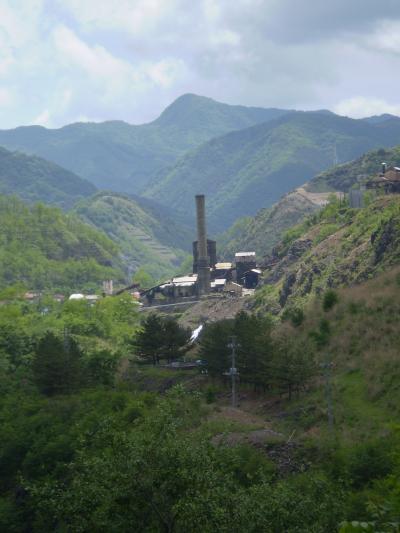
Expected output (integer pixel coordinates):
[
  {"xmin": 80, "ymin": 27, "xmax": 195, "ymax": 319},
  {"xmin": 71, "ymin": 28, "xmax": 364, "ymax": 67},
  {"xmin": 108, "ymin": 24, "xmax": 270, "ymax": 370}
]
[
  {"xmin": 1, "ymin": 261, "xmax": 399, "ymax": 531},
  {"xmin": 0, "ymin": 195, "xmax": 124, "ymax": 292},
  {"xmin": 0, "ymin": 147, "xmax": 95, "ymax": 209}
]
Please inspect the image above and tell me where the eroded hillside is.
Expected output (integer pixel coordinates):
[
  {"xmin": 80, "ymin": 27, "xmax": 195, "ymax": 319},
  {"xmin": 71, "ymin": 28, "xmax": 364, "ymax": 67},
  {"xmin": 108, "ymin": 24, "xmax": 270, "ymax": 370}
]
[{"xmin": 254, "ymin": 195, "xmax": 400, "ymax": 313}]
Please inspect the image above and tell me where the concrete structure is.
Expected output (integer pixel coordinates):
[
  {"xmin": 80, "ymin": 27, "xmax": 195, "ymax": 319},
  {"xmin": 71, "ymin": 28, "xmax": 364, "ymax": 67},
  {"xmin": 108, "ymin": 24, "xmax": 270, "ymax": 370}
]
[
  {"xmin": 195, "ymin": 195, "xmax": 211, "ymax": 295},
  {"xmin": 213, "ymin": 262, "xmax": 233, "ymax": 281},
  {"xmin": 192, "ymin": 239, "xmax": 217, "ymax": 272},
  {"xmin": 235, "ymin": 252, "xmax": 257, "ymax": 283},
  {"xmin": 366, "ymin": 164, "xmax": 400, "ymax": 194}
]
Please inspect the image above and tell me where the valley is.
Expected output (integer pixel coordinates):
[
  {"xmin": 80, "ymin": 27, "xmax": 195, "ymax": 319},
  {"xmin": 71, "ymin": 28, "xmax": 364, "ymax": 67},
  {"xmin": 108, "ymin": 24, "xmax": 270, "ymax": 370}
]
[{"xmin": 1, "ymin": 93, "xmax": 400, "ymax": 533}]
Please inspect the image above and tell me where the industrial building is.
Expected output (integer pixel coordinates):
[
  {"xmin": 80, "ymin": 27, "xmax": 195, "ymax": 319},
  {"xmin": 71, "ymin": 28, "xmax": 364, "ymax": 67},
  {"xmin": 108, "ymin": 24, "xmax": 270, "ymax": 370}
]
[
  {"xmin": 365, "ymin": 163, "xmax": 400, "ymax": 194},
  {"xmin": 139, "ymin": 194, "xmax": 261, "ymax": 306}
]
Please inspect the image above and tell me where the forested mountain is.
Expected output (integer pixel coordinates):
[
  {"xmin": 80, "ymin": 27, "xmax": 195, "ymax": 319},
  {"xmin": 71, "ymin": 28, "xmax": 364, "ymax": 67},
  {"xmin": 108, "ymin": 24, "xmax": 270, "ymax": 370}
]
[
  {"xmin": 0, "ymin": 146, "xmax": 96, "ymax": 209},
  {"xmin": 0, "ymin": 94, "xmax": 288, "ymax": 193},
  {"xmin": 144, "ymin": 111, "xmax": 400, "ymax": 231},
  {"xmin": 74, "ymin": 192, "xmax": 192, "ymax": 281},
  {"xmin": 0, "ymin": 195, "xmax": 124, "ymax": 292}
]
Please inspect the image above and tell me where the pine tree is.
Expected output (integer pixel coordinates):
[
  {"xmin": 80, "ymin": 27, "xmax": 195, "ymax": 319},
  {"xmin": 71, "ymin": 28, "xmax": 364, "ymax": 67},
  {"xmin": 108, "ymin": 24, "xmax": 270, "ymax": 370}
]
[
  {"xmin": 33, "ymin": 331, "xmax": 83, "ymax": 396},
  {"xmin": 198, "ymin": 320, "xmax": 234, "ymax": 376}
]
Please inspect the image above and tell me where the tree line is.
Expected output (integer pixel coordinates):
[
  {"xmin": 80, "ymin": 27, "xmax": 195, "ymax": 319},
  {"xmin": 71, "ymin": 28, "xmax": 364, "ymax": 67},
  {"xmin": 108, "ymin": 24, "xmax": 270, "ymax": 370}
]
[{"xmin": 135, "ymin": 311, "xmax": 317, "ymax": 399}]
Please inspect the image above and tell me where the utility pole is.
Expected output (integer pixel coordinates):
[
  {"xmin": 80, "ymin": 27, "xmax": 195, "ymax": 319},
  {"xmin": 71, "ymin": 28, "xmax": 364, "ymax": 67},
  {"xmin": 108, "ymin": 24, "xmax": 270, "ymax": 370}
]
[{"xmin": 227, "ymin": 336, "xmax": 239, "ymax": 408}]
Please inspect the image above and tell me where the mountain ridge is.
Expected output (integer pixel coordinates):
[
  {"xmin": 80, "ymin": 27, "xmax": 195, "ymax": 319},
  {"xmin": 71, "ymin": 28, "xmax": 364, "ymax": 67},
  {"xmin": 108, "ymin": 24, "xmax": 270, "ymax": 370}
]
[
  {"xmin": 0, "ymin": 94, "xmax": 290, "ymax": 193},
  {"xmin": 0, "ymin": 146, "xmax": 96, "ymax": 209},
  {"xmin": 144, "ymin": 110, "xmax": 400, "ymax": 231}
]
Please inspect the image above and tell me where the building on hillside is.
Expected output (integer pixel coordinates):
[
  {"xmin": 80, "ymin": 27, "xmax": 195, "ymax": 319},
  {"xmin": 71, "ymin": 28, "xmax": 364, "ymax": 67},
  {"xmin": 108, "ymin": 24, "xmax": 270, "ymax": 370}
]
[
  {"xmin": 242, "ymin": 268, "xmax": 262, "ymax": 289},
  {"xmin": 365, "ymin": 163, "xmax": 400, "ymax": 194},
  {"xmin": 235, "ymin": 252, "xmax": 257, "ymax": 283}
]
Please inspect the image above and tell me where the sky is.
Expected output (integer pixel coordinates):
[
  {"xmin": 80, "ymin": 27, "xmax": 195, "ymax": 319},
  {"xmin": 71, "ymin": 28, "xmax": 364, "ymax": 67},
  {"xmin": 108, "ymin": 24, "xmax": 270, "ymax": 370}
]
[{"xmin": 1, "ymin": 0, "xmax": 400, "ymax": 128}]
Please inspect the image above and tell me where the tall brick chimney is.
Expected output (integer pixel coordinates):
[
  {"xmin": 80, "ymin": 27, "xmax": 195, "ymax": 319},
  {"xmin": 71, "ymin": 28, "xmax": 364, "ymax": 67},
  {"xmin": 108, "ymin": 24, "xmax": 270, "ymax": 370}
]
[{"xmin": 195, "ymin": 194, "xmax": 210, "ymax": 295}]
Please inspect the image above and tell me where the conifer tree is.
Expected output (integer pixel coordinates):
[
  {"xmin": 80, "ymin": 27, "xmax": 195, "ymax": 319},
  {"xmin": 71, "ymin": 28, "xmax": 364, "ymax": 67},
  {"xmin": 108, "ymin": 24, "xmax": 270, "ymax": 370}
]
[{"xmin": 33, "ymin": 331, "xmax": 83, "ymax": 396}]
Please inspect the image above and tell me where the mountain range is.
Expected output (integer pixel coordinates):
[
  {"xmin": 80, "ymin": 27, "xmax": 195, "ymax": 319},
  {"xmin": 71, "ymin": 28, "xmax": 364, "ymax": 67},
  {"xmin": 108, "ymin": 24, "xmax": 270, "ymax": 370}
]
[
  {"xmin": 0, "ymin": 94, "xmax": 288, "ymax": 193},
  {"xmin": 2, "ymin": 93, "xmax": 400, "ymax": 281},
  {"xmin": 143, "ymin": 111, "xmax": 400, "ymax": 231}
]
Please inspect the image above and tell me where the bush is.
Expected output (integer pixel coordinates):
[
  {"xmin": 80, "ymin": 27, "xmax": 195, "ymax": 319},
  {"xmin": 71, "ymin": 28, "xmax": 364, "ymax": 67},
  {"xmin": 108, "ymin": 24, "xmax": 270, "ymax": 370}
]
[{"xmin": 323, "ymin": 290, "xmax": 339, "ymax": 311}]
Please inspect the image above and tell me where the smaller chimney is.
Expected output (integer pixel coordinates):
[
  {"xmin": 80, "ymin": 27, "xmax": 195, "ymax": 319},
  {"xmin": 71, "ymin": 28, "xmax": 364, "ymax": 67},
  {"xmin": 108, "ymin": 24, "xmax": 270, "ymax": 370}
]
[{"xmin": 382, "ymin": 162, "xmax": 387, "ymax": 175}]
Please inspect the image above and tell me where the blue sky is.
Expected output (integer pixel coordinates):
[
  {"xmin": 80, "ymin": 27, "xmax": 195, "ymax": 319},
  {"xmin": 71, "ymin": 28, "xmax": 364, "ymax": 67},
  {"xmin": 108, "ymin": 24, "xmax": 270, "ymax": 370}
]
[{"xmin": 1, "ymin": 0, "xmax": 400, "ymax": 128}]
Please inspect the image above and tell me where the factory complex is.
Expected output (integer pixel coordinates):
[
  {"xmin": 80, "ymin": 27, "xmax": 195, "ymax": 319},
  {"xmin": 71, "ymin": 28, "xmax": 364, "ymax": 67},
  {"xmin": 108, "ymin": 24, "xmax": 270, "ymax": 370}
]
[{"xmin": 141, "ymin": 195, "xmax": 261, "ymax": 306}]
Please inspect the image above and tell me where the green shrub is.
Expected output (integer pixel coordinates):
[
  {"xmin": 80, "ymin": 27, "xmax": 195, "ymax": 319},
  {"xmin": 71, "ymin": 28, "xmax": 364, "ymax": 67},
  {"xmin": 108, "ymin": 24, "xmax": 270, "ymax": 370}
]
[{"xmin": 323, "ymin": 290, "xmax": 339, "ymax": 311}]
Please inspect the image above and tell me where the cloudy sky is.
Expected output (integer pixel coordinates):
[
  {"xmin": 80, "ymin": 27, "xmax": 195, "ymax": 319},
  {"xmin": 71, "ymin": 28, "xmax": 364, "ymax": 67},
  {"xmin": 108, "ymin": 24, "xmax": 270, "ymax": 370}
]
[{"xmin": 1, "ymin": 0, "xmax": 400, "ymax": 128}]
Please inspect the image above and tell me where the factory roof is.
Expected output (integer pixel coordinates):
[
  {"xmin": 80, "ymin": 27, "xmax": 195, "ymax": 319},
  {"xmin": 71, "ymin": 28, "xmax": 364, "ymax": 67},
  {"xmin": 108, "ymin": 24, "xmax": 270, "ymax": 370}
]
[
  {"xmin": 235, "ymin": 252, "xmax": 256, "ymax": 257},
  {"xmin": 172, "ymin": 275, "xmax": 198, "ymax": 284},
  {"xmin": 215, "ymin": 262, "xmax": 232, "ymax": 269}
]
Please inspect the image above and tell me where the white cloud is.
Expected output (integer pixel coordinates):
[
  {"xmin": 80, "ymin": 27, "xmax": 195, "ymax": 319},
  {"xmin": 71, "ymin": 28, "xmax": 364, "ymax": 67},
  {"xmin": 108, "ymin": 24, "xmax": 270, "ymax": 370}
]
[
  {"xmin": 1, "ymin": 0, "xmax": 400, "ymax": 128},
  {"xmin": 334, "ymin": 97, "xmax": 400, "ymax": 118},
  {"xmin": 53, "ymin": 25, "xmax": 135, "ymax": 81},
  {"xmin": 369, "ymin": 20, "xmax": 400, "ymax": 55},
  {"xmin": 52, "ymin": 24, "xmax": 185, "ymax": 96},
  {"xmin": 32, "ymin": 109, "xmax": 51, "ymax": 126},
  {"xmin": 146, "ymin": 59, "xmax": 187, "ymax": 88},
  {"xmin": 57, "ymin": 0, "xmax": 176, "ymax": 35}
]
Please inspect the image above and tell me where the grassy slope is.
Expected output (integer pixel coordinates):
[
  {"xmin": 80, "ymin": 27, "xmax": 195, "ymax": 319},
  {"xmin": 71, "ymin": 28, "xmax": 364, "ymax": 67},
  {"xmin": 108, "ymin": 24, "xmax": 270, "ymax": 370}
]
[
  {"xmin": 0, "ymin": 194, "xmax": 124, "ymax": 292},
  {"xmin": 0, "ymin": 146, "xmax": 96, "ymax": 209},
  {"xmin": 270, "ymin": 268, "xmax": 400, "ymax": 443},
  {"xmin": 254, "ymin": 195, "xmax": 400, "ymax": 314},
  {"xmin": 144, "ymin": 112, "xmax": 400, "ymax": 232},
  {"xmin": 0, "ymin": 94, "xmax": 288, "ymax": 193},
  {"xmin": 74, "ymin": 192, "xmax": 192, "ymax": 281}
]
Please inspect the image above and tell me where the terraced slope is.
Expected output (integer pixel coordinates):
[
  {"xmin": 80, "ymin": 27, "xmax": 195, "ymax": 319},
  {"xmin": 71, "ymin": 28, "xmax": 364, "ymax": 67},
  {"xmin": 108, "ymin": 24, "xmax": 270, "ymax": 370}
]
[{"xmin": 74, "ymin": 192, "xmax": 192, "ymax": 281}]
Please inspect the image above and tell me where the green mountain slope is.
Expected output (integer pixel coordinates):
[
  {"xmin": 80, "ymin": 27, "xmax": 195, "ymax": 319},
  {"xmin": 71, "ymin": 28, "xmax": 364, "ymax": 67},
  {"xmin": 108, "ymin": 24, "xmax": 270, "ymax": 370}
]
[
  {"xmin": 0, "ymin": 195, "xmax": 124, "ymax": 292},
  {"xmin": 220, "ymin": 144, "xmax": 400, "ymax": 262},
  {"xmin": 74, "ymin": 192, "xmax": 192, "ymax": 281},
  {"xmin": 144, "ymin": 111, "xmax": 400, "ymax": 232},
  {"xmin": 254, "ymin": 194, "xmax": 400, "ymax": 314},
  {"xmin": 307, "ymin": 144, "xmax": 400, "ymax": 192},
  {"xmin": 0, "ymin": 94, "xmax": 288, "ymax": 193},
  {"xmin": 0, "ymin": 146, "xmax": 96, "ymax": 209},
  {"xmin": 218, "ymin": 187, "xmax": 333, "ymax": 259}
]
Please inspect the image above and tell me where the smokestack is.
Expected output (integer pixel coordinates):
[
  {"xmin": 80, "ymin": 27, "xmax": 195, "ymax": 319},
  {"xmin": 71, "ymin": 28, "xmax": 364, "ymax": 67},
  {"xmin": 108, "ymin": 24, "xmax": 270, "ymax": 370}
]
[
  {"xmin": 382, "ymin": 162, "xmax": 387, "ymax": 175},
  {"xmin": 195, "ymin": 194, "xmax": 210, "ymax": 295}
]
